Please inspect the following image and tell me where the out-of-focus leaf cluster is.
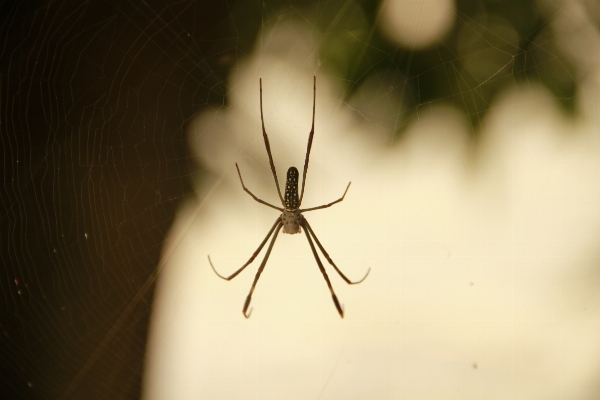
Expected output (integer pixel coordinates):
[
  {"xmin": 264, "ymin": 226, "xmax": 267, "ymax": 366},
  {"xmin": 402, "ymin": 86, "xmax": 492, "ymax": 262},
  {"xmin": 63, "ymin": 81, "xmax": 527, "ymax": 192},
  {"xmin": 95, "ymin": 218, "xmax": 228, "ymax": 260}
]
[{"xmin": 223, "ymin": 0, "xmax": 576, "ymax": 134}]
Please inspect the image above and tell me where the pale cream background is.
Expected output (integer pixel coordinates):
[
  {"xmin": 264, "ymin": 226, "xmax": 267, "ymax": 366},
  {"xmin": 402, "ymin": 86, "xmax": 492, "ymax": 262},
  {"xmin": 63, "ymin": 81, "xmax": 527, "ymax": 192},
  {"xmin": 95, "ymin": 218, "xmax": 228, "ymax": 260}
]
[{"xmin": 144, "ymin": 1, "xmax": 600, "ymax": 398}]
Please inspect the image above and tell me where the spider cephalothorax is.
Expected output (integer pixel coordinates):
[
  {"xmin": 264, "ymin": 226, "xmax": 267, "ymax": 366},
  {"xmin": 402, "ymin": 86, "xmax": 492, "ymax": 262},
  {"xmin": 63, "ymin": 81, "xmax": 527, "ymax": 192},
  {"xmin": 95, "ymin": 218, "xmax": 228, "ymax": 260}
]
[{"xmin": 208, "ymin": 77, "xmax": 369, "ymax": 318}]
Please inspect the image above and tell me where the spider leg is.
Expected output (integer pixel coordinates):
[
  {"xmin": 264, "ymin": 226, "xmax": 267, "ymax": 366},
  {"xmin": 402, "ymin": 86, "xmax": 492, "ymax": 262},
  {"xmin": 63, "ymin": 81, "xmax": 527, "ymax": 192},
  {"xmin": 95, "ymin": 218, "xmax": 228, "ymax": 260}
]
[
  {"xmin": 301, "ymin": 218, "xmax": 345, "ymax": 318},
  {"xmin": 235, "ymin": 163, "xmax": 283, "ymax": 211},
  {"xmin": 242, "ymin": 222, "xmax": 283, "ymax": 318},
  {"xmin": 300, "ymin": 182, "xmax": 351, "ymax": 212},
  {"xmin": 259, "ymin": 78, "xmax": 285, "ymax": 206},
  {"xmin": 208, "ymin": 217, "xmax": 282, "ymax": 280},
  {"xmin": 303, "ymin": 218, "xmax": 370, "ymax": 284},
  {"xmin": 299, "ymin": 76, "xmax": 316, "ymax": 206}
]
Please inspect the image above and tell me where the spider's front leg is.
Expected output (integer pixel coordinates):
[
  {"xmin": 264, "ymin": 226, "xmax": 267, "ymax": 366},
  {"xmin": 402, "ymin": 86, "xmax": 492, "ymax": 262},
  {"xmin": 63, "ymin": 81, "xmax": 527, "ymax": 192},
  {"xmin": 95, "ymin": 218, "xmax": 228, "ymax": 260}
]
[
  {"xmin": 208, "ymin": 217, "xmax": 282, "ymax": 280},
  {"xmin": 208, "ymin": 217, "xmax": 283, "ymax": 318},
  {"xmin": 303, "ymin": 219, "xmax": 370, "ymax": 284},
  {"xmin": 241, "ymin": 221, "xmax": 283, "ymax": 318},
  {"xmin": 301, "ymin": 217, "xmax": 345, "ymax": 318}
]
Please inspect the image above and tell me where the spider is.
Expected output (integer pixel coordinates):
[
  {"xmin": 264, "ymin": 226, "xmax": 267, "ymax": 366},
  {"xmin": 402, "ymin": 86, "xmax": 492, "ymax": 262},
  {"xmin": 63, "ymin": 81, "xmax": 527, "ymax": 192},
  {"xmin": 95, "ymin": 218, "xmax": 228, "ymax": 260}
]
[{"xmin": 208, "ymin": 76, "xmax": 370, "ymax": 318}]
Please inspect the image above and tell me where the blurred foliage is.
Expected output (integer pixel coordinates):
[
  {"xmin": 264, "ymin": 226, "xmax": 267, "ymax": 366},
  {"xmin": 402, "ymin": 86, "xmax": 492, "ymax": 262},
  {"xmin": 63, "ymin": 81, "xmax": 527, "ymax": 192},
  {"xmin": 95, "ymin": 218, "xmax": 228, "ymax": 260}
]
[{"xmin": 220, "ymin": 0, "xmax": 576, "ymax": 134}]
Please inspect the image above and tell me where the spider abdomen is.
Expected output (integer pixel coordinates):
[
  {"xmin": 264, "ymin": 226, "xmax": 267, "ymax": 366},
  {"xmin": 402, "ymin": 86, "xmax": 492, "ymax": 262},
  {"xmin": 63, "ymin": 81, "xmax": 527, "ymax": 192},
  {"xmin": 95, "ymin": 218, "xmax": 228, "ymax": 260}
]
[
  {"xmin": 284, "ymin": 167, "xmax": 299, "ymax": 210},
  {"xmin": 282, "ymin": 209, "xmax": 301, "ymax": 234},
  {"xmin": 282, "ymin": 167, "xmax": 301, "ymax": 234}
]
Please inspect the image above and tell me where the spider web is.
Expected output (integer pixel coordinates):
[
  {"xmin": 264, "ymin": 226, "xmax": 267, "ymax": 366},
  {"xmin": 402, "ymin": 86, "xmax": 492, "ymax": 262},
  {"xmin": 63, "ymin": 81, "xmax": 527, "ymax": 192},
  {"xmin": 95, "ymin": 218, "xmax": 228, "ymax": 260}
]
[{"xmin": 0, "ymin": 0, "xmax": 594, "ymax": 399}]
